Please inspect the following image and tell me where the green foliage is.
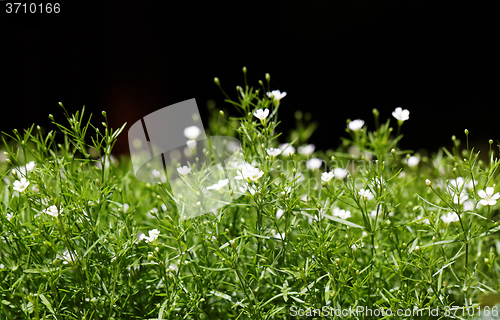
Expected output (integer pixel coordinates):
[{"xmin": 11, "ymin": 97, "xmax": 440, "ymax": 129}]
[{"xmin": 0, "ymin": 70, "xmax": 499, "ymax": 319}]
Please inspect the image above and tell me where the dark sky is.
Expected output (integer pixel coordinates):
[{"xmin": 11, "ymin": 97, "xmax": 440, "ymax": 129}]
[{"xmin": 1, "ymin": 1, "xmax": 498, "ymax": 156}]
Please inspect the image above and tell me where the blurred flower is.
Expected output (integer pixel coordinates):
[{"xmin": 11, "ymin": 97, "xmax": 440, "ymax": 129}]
[
  {"xmin": 144, "ymin": 229, "xmax": 160, "ymax": 243},
  {"xmin": 332, "ymin": 207, "xmax": 351, "ymax": 219},
  {"xmin": 298, "ymin": 144, "xmax": 315, "ymax": 155},
  {"xmin": 441, "ymin": 212, "xmax": 459, "ymax": 224},
  {"xmin": 452, "ymin": 191, "xmax": 469, "ymax": 204},
  {"xmin": 416, "ymin": 214, "xmax": 430, "ymax": 225},
  {"xmin": 152, "ymin": 169, "xmax": 161, "ymax": 178},
  {"xmin": 276, "ymin": 208, "xmax": 284, "ymax": 219},
  {"xmin": 279, "ymin": 143, "xmax": 295, "ymax": 157},
  {"xmin": 406, "ymin": 156, "xmax": 420, "ymax": 168},
  {"xmin": 306, "ymin": 158, "xmax": 322, "ymax": 170},
  {"xmin": 359, "ymin": 188, "xmax": 374, "ymax": 201},
  {"xmin": 334, "ymin": 168, "xmax": 348, "ymax": 179},
  {"xmin": 321, "ymin": 171, "xmax": 334, "ymax": 182},
  {"xmin": 42, "ymin": 205, "xmax": 61, "ymax": 218},
  {"xmin": 123, "ymin": 203, "xmax": 130, "ymax": 213},
  {"xmin": 177, "ymin": 166, "xmax": 191, "ymax": 175},
  {"xmin": 266, "ymin": 148, "xmax": 281, "ymax": 157},
  {"xmin": 478, "ymin": 187, "xmax": 500, "ymax": 206},
  {"xmin": 253, "ymin": 109, "xmax": 269, "ymax": 121},
  {"xmin": 6, "ymin": 212, "xmax": 13, "ymax": 221},
  {"xmin": 392, "ymin": 107, "xmax": 410, "ymax": 121},
  {"xmin": 207, "ymin": 179, "xmax": 229, "ymax": 191},
  {"xmin": 348, "ymin": 119, "xmax": 364, "ymax": 131},
  {"xmin": 13, "ymin": 177, "xmax": 30, "ymax": 192},
  {"xmin": 183, "ymin": 126, "xmax": 201, "ymax": 140}
]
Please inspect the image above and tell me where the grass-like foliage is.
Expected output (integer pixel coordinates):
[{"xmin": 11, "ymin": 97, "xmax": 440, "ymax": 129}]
[{"xmin": 1, "ymin": 68, "xmax": 499, "ymax": 319}]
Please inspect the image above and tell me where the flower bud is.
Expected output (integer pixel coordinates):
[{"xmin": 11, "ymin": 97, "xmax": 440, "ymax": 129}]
[
  {"xmin": 219, "ymin": 110, "xmax": 224, "ymax": 116},
  {"xmin": 214, "ymin": 77, "xmax": 220, "ymax": 86},
  {"xmin": 265, "ymin": 73, "xmax": 270, "ymax": 82},
  {"xmin": 425, "ymin": 179, "xmax": 432, "ymax": 187},
  {"xmin": 464, "ymin": 129, "xmax": 469, "ymax": 135},
  {"xmin": 102, "ymin": 111, "xmax": 107, "ymax": 117},
  {"xmin": 48, "ymin": 114, "xmax": 54, "ymax": 120},
  {"xmin": 196, "ymin": 201, "xmax": 201, "ymax": 207}
]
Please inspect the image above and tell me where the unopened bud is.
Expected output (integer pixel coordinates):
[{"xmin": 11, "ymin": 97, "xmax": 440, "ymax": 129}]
[
  {"xmin": 214, "ymin": 77, "xmax": 220, "ymax": 86},
  {"xmin": 425, "ymin": 179, "xmax": 432, "ymax": 187},
  {"xmin": 219, "ymin": 110, "xmax": 224, "ymax": 116},
  {"xmin": 464, "ymin": 129, "xmax": 469, "ymax": 135}
]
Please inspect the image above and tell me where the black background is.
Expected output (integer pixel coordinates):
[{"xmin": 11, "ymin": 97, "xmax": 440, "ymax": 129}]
[{"xmin": 1, "ymin": 1, "xmax": 498, "ymax": 156}]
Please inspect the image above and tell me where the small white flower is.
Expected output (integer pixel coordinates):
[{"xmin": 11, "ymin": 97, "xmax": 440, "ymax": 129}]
[
  {"xmin": 168, "ymin": 263, "xmax": 178, "ymax": 273},
  {"xmin": 334, "ymin": 168, "xmax": 348, "ymax": 180},
  {"xmin": 59, "ymin": 250, "xmax": 75, "ymax": 265},
  {"xmin": 6, "ymin": 212, "xmax": 14, "ymax": 221},
  {"xmin": 152, "ymin": 169, "xmax": 161, "ymax": 178},
  {"xmin": 266, "ymin": 148, "xmax": 282, "ymax": 157},
  {"xmin": 406, "ymin": 156, "xmax": 420, "ymax": 168},
  {"xmin": 452, "ymin": 191, "xmax": 469, "ymax": 204},
  {"xmin": 144, "ymin": 229, "xmax": 160, "ymax": 243},
  {"xmin": 478, "ymin": 187, "xmax": 500, "ymax": 206},
  {"xmin": 272, "ymin": 230, "xmax": 285, "ymax": 241},
  {"xmin": 441, "ymin": 212, "xmax": 459, "ymax": 224},
  {"xmin": 321, "ymin": 171, "xmax": 334, "ymax": 182},
  {"xmin": 279, "ymin": 143, "xmax": 295, "ymax": 157},
  {"xmin": 297, "ymin": 144, "xmax": 315, "ymax": 155},
  {"xmin": 13, "ymin": 177, "xmax": 30, "ymax": 192},
  {"xmin": 332, "ymin": 207, "xmax": 351, "ymax": 219},
  {"xmin": 183, "ymin": 126, "xmax": 201, "ymax": 140},
  {"xmin": 32, "ymin": 185, "xmax": 39, "ymax": 193},
  {"xmin": 359, "ymin": 188, "xmax": 374, "ymax": 201},
  {"xmin": 235, "ymin": 164, "xmax": 264, "ymax": 182},
  {"xmin": 416, "ymin": 214, "xmax": 430, "ymax": 225},
  {"xmin": 266, "ymin": 90, "xmax": 287, "ymax": 104},
  {"xmin": 206, "ymin": 179, "xmax": 229, "ymax": 191},
  {"xmin": 137, "ymin": 233, "xmax": 147, "ymax": 242},
  {"xmin": 239, "ymin": 184, "xmax": 258, "ymax": 196},
  {"xmin": 392, "ymin": 107, "xmax": 410, "ymax": 121},
  {"xmin": 25, "ymin": 161, "xmax": 36, "ymax": 172},
  {"xmin": 186, "ymin": 140, "xmax": 197, "ymax": 149},
  {"xmin": 425, "ymin": 179, "xmax": 432, "ymax": 187},
  {"xmin": 306, "ymin": 158, "xmax": 322, "ymax": 170},
  {"xmin": 253, "ymin": 108, "xmax": 269, "ymax": 121},
  {"xmin": 463, "ymin": 200, "xmax": 476, "ymax": 212},
  {"xmin": 348, "ymin": 119, "xmax": 364, "ymax": 131},
  {"xmin": 123, "ymin": 203, "xmax": 130, "ymax": 213},
  {"xmin": 276, "ymin": 208, "xmax": 284, "ymax": 220},
  {"xmin": 177, "ymin": 166, "xmax": 191, "ymax": 176},
  {"xmin": 42, "ymin": 205, "xmax": 61, "ymax": 218}
]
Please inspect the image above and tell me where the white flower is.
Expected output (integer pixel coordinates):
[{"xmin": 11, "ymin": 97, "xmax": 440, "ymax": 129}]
[
  {"xmin": 207, "ymin": 179, "xmax": 229, "ymax": 191},
  {"xmin": 266, "ymin": 90, "xmax": 287, "ymax": 104},
  {"xmin": 253, "ymin": 109, "xmax": 269, "ymax": 121},
  {"xmin": 359, "ymin": 188, "xmax": 374, "ymax": 201},
  {"xmin": 42, "ymin": 205, "xmax": 61, "ymax": 218},
  {"xmin": 13, "ymin": 177, "xmax": 30, "ymax": 192},
  {"xmin": 279, "ymin": 143, "xmax": 295, "ymax": 157},
  {"xmin": 478, "ymin": 187, "xmax": 500, "ymax": 206},
  {"xmin": 239, "ymin": 184, "xmax": 258, "ymax": 195},
  {"xmin": 332, "ymin": 207, "xmax": 351, "ymax": 219},
  {"xmin": 32, "ymin": 185, "xmax": 39, "ymax": 193},
  {"xmin": 168, "ymin": 263, "xmax": 178, "ymax": 273},
  {"xmin": 452, "ymin": 191, "xmax": 469, "ymax": 204},
  {"xmin": 144, "ymin": 229, "xmax": 160, "ymax": 243},
  {"xmin": 6, "ymin": 212, "xmax": 14, "ymax": 221},
  {"xmin": 272, "ymin": 230, "xmax": 285, "ymax": 241},
  {"xmin": 235, "ymin": 164, "xmax": 264, "ymax": 182},
  {"xmin": 183, "ymin": 126, "xmax": 201, "ymax": 140},
  {"xmin": 406, "ymin": 156, "xmax": 420, "ymax": 168},
  {"xmin": 297, "ymin": 144, "xmax": 315, "ymax": 155},
  {"xmin": 186, "ymin": 140, "xmax": 197, "ymax": 149},
  {"xmin": 25, "ymin": 161, "xmax": 36, "ymax": 172},
  {"xmin": 416, "ymin": 214, "xmax": 430, "ymax": 225},
  {"xmin": 348, "ymin": 119, "xmax": 364, "ymax": 131},
  {"xmin": 276, "ymin": 208, "xmax": 284, "ymax": 220},
  {"xmin": 392, "ymin": 107, "xmax": 410, "ymax": 121},
  {"xmin": 441, "ymin": 212, "xmax": 459, "ymax": 224},
  {"xmin": 321, "ymin": 171, "xmax": 334, "ymax": 182},
  {"xmin": 306, "ymin": 158, "xmax": 322, "ymax": 170},
  {"xmin": 463, "ymin": 200, "xmax": 477, "ymax": 212},
  {"xmin": 152, "ymin": 169, "xmax": 161, "ymax": 178},
  {"xmin": 334, "ymin": 168, "xmax": 348, "ymax": 179},
  {"xmin": 59, "ymin": 250, "xmax": 75, "ymax": 265},
  {"xmin": 266, "ymin": 148, "xmax": 282, "ymax": 157},
  {"xmin": 425, "ymin": 179, "xmax": 432, "ymax": 187},
  {"xmin": 123, "ymin": 203, "xmax": 130, "ymax": 213},
  {"xmin": 177, "ymin": 166, "xmax": 191, "ymax": 175},
  {"xmin": 137, "ymin": 233, "xmax": 147, "ymax": 242}
]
